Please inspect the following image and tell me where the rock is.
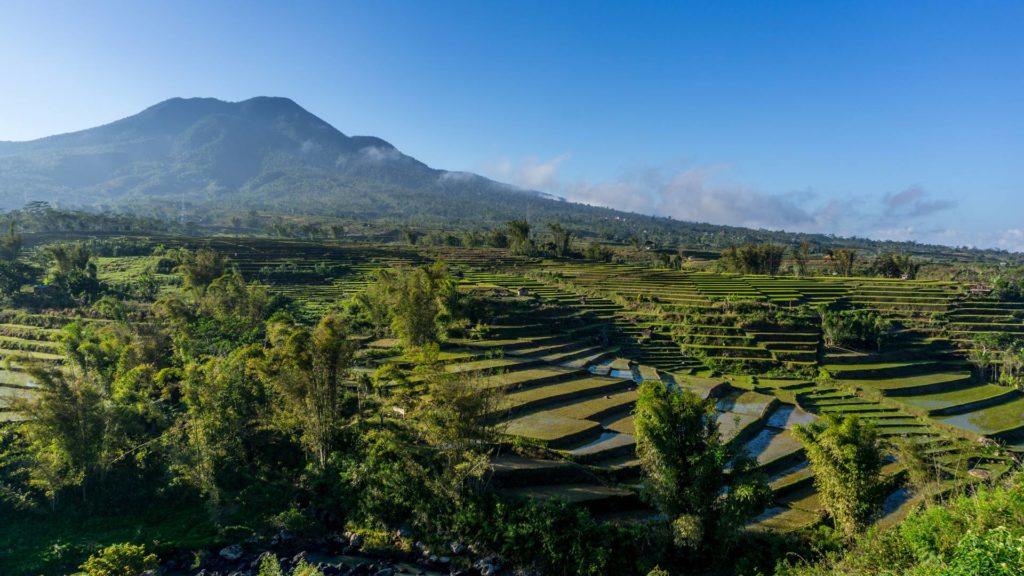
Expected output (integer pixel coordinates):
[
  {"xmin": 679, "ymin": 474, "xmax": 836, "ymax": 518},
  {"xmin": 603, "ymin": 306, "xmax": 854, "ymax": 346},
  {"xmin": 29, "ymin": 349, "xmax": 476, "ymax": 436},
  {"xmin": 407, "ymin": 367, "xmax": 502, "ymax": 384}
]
[
  {"xmin": 349, "ymin": 533, "xmax": 365, "ymax": 548},
  {"xmin": 373, "ymin": 568, "xmax": 395, "ymax": 576},
  {"xmin": 450, "ymin": 542, "xmax": 466, "ymax": 555},
  {"xmin": 429, "ymin": 555, "xmax": 438, "ymax": 564},
  {"xmin": 219, "ymin": 544, "xmax": 244, "ymax": 561},
  {"xmin": 474, "ymin": 557, "xmax": 502, "ymax": 576},
  {"xmin": 328, "ymin": 534, "xmax": 348, "ymax": 553},
  {"xmin": 291, "ymin": 551, "xmax": 308, "ymax": 565},
  {"xmin": 969, "ymin": 468, "xmax": 992, "ymax": 479},
  {"xmin": 396, "ymin": 528, "xmax": 413, "ymax": 539},
  {"xmin": 438, "ymin": 556, "xmax": 451, "ymax": 565},
  {"xmin": 253, "ymin": 551, "xmax": 279, "ymax": 569}
]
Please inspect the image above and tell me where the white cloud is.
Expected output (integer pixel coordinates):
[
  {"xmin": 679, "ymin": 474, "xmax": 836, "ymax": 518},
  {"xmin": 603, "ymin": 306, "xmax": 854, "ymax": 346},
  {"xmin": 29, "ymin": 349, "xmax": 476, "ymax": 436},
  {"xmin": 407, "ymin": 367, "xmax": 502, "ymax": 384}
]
[
  {"xmin": 994, "ymin": 229, "xmax": 1024, "ymax": 252},
  {"xmin": 510, "ymin": 160, "xmax": 824, "ymax": 231},
  {"xmin": 481, "ymin": 154, "xmax": 987, "ymax": 248},
  {"xmin": 882, "ymin": 186, "xmax": 956, "ymax": 219},
  {"xmin": 484, "ymin": 154, "xmax": 570, "ymax": 190},
  {"xmin": 359, "ymin": 145, "xmax": 402, "ymax": 163}
]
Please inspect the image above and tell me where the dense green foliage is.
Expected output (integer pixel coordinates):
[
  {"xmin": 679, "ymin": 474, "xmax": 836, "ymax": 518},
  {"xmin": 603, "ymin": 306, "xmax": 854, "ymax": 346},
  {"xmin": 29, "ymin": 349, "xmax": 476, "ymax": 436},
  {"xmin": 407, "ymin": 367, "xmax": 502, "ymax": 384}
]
[
  {"xmin": 793, "ymin": 415, "xmax": 885, "ymax": 538},
  {"xmin": 633, "ymin": 381, "xmax": 770, "ymax": 553},
  {"xmin": 778, "ymin": 472, "xmax": 1024, "ymax": 575},
  {"xmin": 968, "ymin": 332, "xmax": 1024, "ymax": 388},
  {"xmin": 719, "ymin": 244, "xmax": 787, "ymax": 275},
  {"xmin": 79, "ymin": 542, "xmax": 158, "ymax": 576},
  {"xmin": 3, "ymin": 233, "xmax": 1024, "ymax": 576},
  {"xmin": 870, "ymin": 253, "xmax": 921, "ymax": 279},
  {"xmin": 821, "ymin": 309, "xmax": 897, "ymax": 351}
]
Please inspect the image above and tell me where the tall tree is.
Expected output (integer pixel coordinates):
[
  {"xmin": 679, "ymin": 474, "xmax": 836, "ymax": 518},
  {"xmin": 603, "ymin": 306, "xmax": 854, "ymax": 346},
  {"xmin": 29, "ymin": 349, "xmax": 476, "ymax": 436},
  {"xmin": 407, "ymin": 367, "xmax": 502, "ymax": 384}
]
[
  {"xmin": 792, "ymin": 240, "xmax": 810, "ymax": 277},
  {"xmin": 390, "ymin": 263, "xmax": 457, "ymax": 349},
  {"xmin": 830, "ymin": 248, "xmax": 858, "ymax": 277},
  {"xmin": 506, "ymin": 219, "xmax": 532, "ymax": 254},
  {"xmin": 547, "ymin": 222, "xmax": 574, "ymax": 257},
  {"xmin": 172, "ymin": 345, "xmax": 267, "ymax": 508},
  {"xmin": 0, "ymin": 220, "xmax": 23, "ymax": 261},
  {"xmin": 265, "ymin": 313, "xmax": 357, "ymax": 470},
  {"xmin": 177, "ymin": 249, "xmax": 227, "ymax": 296},
  {"xmin": 793, "ymin": 415, "xmax": 884, "ymax": 537},
  {"xmin": 633, "ymin": 381, "xmax": 768, "ymax": 550}
]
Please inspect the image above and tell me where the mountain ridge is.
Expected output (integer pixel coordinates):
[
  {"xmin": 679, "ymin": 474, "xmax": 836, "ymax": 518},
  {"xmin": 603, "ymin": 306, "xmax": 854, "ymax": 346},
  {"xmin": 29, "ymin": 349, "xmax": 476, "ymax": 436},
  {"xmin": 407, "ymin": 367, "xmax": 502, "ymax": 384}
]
[{"xmin": 0, "ymin": 96, "xmax": 554, "ymax": 218}]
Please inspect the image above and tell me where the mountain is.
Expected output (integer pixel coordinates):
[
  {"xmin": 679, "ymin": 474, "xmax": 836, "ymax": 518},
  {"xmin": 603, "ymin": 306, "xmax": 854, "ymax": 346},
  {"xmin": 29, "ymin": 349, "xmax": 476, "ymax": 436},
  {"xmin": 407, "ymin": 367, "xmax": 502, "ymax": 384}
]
[
  {"xmin": 0, "ymin": 96, "xmax": 557, "ymax": 221},
  {"xmin": 0, "ymin": 97, "xmax": 1012, "ymax": 259}
]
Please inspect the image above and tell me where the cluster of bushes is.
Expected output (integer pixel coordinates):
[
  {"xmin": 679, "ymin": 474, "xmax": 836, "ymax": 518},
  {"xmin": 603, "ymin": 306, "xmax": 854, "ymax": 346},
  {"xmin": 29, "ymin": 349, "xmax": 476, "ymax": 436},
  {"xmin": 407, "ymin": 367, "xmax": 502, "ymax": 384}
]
[
  {"xmin": 778, "ymin": 471, "xmax": 1024, "ymax": 576},
  {"xmin": 719, "ymin": 244, "xmax": 787, "ymax": 275},
  {"xmin": 820, "ymin": 308, "xmax": 898, "ymax": 351},
  {"xmin": 869, "ymin": 253, "xmax": 921, "ymax": 279},
  {"xmin": 967, "ymin": 332, "xmax": 1024, "ymax": 389}
]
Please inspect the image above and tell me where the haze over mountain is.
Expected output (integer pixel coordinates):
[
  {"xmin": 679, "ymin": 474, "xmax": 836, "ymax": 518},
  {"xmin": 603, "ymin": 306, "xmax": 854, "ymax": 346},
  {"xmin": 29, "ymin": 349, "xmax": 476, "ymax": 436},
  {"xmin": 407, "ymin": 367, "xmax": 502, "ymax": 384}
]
[{"xmin": 0, "ymin": 96, "xmax": 560, "ymax": 221}]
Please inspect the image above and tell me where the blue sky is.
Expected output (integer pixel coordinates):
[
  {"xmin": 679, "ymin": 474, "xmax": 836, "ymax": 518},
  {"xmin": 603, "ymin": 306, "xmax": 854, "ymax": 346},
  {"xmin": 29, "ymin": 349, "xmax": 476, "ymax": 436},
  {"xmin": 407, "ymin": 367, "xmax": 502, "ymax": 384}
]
[{"xmin": 2, "ymin": 1, "xmax": 1022, "ymax": 249}]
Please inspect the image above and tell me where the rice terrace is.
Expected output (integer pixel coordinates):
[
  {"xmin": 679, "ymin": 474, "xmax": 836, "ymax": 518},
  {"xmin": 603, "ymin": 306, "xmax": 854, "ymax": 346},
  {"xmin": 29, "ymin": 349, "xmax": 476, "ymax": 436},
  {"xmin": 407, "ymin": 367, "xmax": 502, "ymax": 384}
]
[
  {"xmin": 4, "ymin": 223, "xmax": 1024, "ymax": 574},
  {"xmin": 3, "ymin": 2, "xmax": 1024, "ymax": 575}
]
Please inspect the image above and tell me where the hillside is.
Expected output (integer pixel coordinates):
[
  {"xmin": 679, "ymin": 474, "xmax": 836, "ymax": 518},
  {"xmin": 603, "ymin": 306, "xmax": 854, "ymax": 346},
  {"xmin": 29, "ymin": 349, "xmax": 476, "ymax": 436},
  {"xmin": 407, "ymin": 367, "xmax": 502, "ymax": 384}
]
[{"xmin": 0, "ymin": 96, "xmax": 557, "ymax": 220}]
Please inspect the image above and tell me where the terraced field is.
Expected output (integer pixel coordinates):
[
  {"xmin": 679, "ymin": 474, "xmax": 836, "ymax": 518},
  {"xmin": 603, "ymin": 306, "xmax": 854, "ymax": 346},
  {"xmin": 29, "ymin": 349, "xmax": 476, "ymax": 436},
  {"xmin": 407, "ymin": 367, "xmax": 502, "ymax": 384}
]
[
  {"xmin": 9, "ymin": 239, "xmax": 1024, "ymax": 536},
  {"xmin": 0, "ymin": 311, "xmax": 82, "ymax": 419},
  {"xmin": 204, "ymin": 249, "xmax": 1018, "ymax": 529},
  {"xmin": 446, "ymin": 266, "xmax": 1021, "ymax": 530}
]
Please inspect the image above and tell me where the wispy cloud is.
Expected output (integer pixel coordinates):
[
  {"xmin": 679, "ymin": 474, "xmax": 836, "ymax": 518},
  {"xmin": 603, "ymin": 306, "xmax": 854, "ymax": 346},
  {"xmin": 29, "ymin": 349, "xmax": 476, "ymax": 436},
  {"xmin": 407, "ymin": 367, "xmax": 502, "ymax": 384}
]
[
  {"xmin": 485, "ymin": 156, "xmax": 836, "ymax": 231},
  {"xmin": 481, "ymin": 154, "xmax": 978, "ymax": 248},
  {"xmin": 882, "ymin": 186, "xmax": 956, "ymax": 219},
  {"xmin": 484, "ymin": 154, "xmax": 570, "ymax": 190},
  {"xmin": 989, "ymin": 228, "xmax": 1024, "ymax": 252},
  {"xmin": 564, "ymin": 164, "xmax": 821, "ymax": 230}
]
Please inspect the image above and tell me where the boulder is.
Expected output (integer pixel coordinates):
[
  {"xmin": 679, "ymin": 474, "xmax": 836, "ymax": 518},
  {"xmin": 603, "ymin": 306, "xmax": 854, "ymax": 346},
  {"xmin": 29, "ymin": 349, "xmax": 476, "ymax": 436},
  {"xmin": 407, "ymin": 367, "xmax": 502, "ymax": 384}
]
[{"xmin": 219, "ymin": 545, "xmax": 244, "ymax": 561}]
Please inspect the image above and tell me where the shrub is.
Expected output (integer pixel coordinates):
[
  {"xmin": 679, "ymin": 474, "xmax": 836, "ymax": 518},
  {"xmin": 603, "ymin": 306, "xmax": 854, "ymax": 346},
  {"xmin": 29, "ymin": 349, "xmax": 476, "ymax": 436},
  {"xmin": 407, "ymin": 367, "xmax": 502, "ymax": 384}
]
[
  {"xmin": 258, "ymin": 554, "xmax": 285, "ymax": 576},
  {"xmin": 79, "ymin": 542, "xmax": 158, "ymax": 576},
  {"xmin": 820, "ymin": 309, "xmax": 897, "ymax": 351}
]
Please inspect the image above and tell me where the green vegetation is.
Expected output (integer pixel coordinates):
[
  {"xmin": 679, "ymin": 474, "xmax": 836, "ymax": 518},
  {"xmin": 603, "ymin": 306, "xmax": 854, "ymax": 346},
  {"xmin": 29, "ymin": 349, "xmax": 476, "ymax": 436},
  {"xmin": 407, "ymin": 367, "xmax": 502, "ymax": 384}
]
[
  {"xmin": 79, "ymin": 542, "xmax": 158, "ymax": 576},
  {"xmin": 719, "ymin": 244, "xmax": 787, "ymax": 275},
  {"xmin": 1, "ymin": 232, "xmax": 1024, "ymax": 576},
  {"xmin": 634, "ymin": 380, "xmax": 770, "ymax": 552},
  {"xmin": 778, "ymin": 471, "xmax": 1024, "ymax": 576},
  {"xmin": 820, "ymin": 309, "xmax": 897, "ymax": 351},
  {"xmin": 793, "ymin": 415, "xmax": 885, "ymax": 537}
]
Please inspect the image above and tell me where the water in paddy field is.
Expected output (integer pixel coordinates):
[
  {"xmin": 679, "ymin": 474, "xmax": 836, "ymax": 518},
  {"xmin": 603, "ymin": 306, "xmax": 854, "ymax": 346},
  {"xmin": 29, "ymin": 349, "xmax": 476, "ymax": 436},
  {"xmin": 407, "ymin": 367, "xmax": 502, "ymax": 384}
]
[
  {"xmin": 572, "ymin": 430, "xmax": 620, "ymax": 451},
  {"xmin": 742, "ymin": 428, "xmax": 782, "ymax": 461},
  {"xmin": 766, "ymin": 404, "xmax": 817, "ymax": 429},
  {"xmin": 609, "ymin": 368, "xmax": 639, "ymax": 382},
  {"xmin": 879, "ymin": 487, "xmax": 913, "ymax": 518},
  {"xmin": 589, "ymin": 363, "xmax": 641, "ymax": 383}
]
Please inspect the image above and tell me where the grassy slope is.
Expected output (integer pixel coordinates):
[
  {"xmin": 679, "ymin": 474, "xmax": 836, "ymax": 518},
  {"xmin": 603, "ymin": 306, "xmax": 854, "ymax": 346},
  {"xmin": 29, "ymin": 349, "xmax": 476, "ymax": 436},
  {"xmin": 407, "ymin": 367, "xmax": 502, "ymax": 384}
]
[{"xmin": 0, "ymin": 501, "xmax": 219, "ymax": 576}]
